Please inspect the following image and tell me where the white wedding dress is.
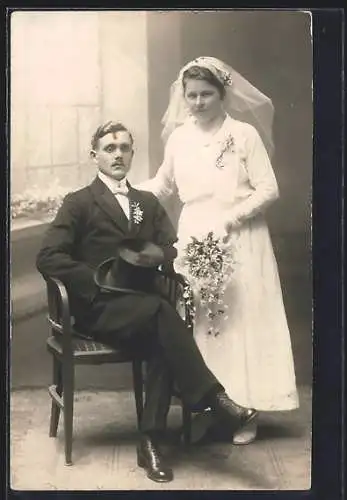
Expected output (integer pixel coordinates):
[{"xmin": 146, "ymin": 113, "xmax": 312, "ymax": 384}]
[{"xmin": 141, "ymin": 114, "xmax": 299, "ymax": 410}]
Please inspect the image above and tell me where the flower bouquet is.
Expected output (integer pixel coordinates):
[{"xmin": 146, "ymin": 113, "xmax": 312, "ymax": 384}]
[{"xmin": 181, "ymin": 231, "xmax": 236, "ymax": 336}]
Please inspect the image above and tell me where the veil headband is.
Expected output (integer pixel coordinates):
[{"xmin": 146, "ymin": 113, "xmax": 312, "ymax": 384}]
[
  {"xmin": 179, "ymin": 56, "xmax": 234, "ymax": 87},
  {"xmin": 162, "ymin": 56, "xmax": 275, "ymax": 156}
]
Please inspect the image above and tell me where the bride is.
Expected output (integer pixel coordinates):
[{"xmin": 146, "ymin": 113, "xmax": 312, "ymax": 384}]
[{"xmin": 139, "ymin": 57, "xmax": 299, "ymax": 444}]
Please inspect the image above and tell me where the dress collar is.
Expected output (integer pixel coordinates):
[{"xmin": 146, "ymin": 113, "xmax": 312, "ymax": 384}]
[{"xmin": 186, "ymin": 113, "xmax": 231, "ymax": 146}]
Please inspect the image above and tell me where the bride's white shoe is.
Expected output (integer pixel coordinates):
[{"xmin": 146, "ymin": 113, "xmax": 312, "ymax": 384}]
[{"xmin": 233, "ymin": 417, "xmax": 258, "ymax": 445}]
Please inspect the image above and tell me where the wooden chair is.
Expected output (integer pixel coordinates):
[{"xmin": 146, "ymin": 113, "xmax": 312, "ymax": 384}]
[{"xmin": 45, "ymin": 271, "xmax": 193, "ymax": 465}]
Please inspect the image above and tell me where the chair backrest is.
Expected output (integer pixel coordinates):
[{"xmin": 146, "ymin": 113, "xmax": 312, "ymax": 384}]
[
  {"xmin": 156, "ymin": 270, "xmax": 193, "ymax": 330},
  {"xmin": 46, "ymin": 277, "xmax": 73, "ymax": 336}
]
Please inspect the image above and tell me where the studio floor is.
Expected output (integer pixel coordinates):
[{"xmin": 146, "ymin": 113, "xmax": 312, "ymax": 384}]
[{"xmin": 10, "ymin": 386, "xmax": 312, "ymax": 491}]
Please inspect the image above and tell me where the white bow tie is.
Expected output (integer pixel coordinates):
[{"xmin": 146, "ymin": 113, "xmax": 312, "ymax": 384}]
[{"xmin": 112, "ymin": 184, "xmax": 129, "ymax": 196}]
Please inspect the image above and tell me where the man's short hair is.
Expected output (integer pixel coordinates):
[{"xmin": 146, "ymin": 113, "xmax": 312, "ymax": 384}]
[{"xmin": 91, "ymin": 121, "xmax": 134, "ymax": 150}]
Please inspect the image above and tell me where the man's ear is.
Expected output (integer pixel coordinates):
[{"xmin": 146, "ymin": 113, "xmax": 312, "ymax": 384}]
[{"xmin": 90, "ymin": 149, "xmax": 97, "ymax": 161}]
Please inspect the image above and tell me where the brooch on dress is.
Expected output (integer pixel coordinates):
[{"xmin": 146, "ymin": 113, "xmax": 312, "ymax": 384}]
[
  {"xmin": 216, "ymin": 135, "xmax": 235, "ymax": 169},
  {"xmin": 130, "ymin": 201, "xmax": 144, "ymax": 224}
]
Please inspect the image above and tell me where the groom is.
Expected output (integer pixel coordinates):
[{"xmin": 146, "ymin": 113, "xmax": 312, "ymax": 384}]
[{"xmin": 36, "ymin": 120, "xmax": 257, "ymax": 483}]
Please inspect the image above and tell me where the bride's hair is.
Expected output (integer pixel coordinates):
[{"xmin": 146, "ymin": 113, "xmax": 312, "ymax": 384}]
[{"xmin": 182, "ymin": 65, "xmax": 226, "ymax": 99}]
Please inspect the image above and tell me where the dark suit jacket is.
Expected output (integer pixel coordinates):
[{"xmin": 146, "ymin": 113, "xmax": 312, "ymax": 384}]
[{"xmin": 36, "ymin": 176, "xmax": 178, "ymax": 332}]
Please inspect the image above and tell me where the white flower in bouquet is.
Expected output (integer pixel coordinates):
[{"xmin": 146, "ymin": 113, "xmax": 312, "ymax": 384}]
[{"xmin": 181, "ymin": 231, "xmax": 236, "ymax": 336}]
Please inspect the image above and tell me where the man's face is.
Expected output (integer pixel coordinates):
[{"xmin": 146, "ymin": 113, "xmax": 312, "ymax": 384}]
[{"xmin": 91, "ymin": 131, "xmax": 134, "ymax": 181}]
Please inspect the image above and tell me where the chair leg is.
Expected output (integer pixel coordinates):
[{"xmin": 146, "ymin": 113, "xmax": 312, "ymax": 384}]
[
  {"xmin": 182, "ymin": 404, "xmax": 192, "ymax": 445},
  {"xmin": 132, "ymin": 360, "xmax": 144, "ymax": 427},
  {"xmin": 62, "ymin": 362, "xmax": 75, "ymax": 466},
  {"xmin": 49, "ymin": 357, "xmax": 62, "ymax": 438}
]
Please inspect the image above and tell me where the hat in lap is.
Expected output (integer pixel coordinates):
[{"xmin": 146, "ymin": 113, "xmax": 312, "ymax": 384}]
[{"xmin": 94, "ymin": 238, "xmax": 164, "ymax": 294}]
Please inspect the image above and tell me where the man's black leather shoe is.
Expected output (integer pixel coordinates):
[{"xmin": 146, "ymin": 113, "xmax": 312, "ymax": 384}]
[
  {"xmin": 137, "ymin": 435, "xmax": 173, "ymax": 483},
  {"xmin": 212, "ymin": 391, "xmax": 258, "ymax": 431}
]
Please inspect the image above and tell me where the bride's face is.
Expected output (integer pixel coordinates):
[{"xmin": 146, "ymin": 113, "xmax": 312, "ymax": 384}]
[{"xmin": 184, "ymin": 78, "xmax": 224, "ymax": 123}]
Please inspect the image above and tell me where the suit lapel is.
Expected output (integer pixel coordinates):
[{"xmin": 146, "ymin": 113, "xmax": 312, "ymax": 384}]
[{"xmin": 90, "ymin": 177, "xmax": 129, "ymax": 233}]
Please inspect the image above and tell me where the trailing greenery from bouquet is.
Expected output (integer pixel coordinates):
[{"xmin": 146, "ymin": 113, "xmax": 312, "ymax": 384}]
[
  {"xmin": 11, "ymin": 181, "xmax": 70, "ymax": 220},
  {"xmin": 182, "ymin": 231, "xmax": 235, "ymax": 337}
]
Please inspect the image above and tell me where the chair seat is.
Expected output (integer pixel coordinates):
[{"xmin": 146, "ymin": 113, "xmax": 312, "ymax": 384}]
[{"xmin": 46, "ymin": 334, "xmax": 138, "ymax": 364}]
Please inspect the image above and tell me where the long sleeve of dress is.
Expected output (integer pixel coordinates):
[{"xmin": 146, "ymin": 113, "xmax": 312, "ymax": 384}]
[
  {"xmin": 136, "ymin": 134, "xmax": 177, "ymax": 202},
  {"xmin": 229, "ymin": 125, "xmax": 279, "ymax": 224}
]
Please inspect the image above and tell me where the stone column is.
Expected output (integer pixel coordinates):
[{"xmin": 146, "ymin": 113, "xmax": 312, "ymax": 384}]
[{"xmin": 98, "ymin": 11, "xmax": 150, "ymax": 183}]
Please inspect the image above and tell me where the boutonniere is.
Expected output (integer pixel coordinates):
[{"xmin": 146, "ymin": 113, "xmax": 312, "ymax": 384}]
[
  {"xmin": 216, "ymin": 135, "xmax": 235, "ymax": 170},
  {"xmin": 130, "ymin": 200, "xmax": 144, "ymax": 224}
]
